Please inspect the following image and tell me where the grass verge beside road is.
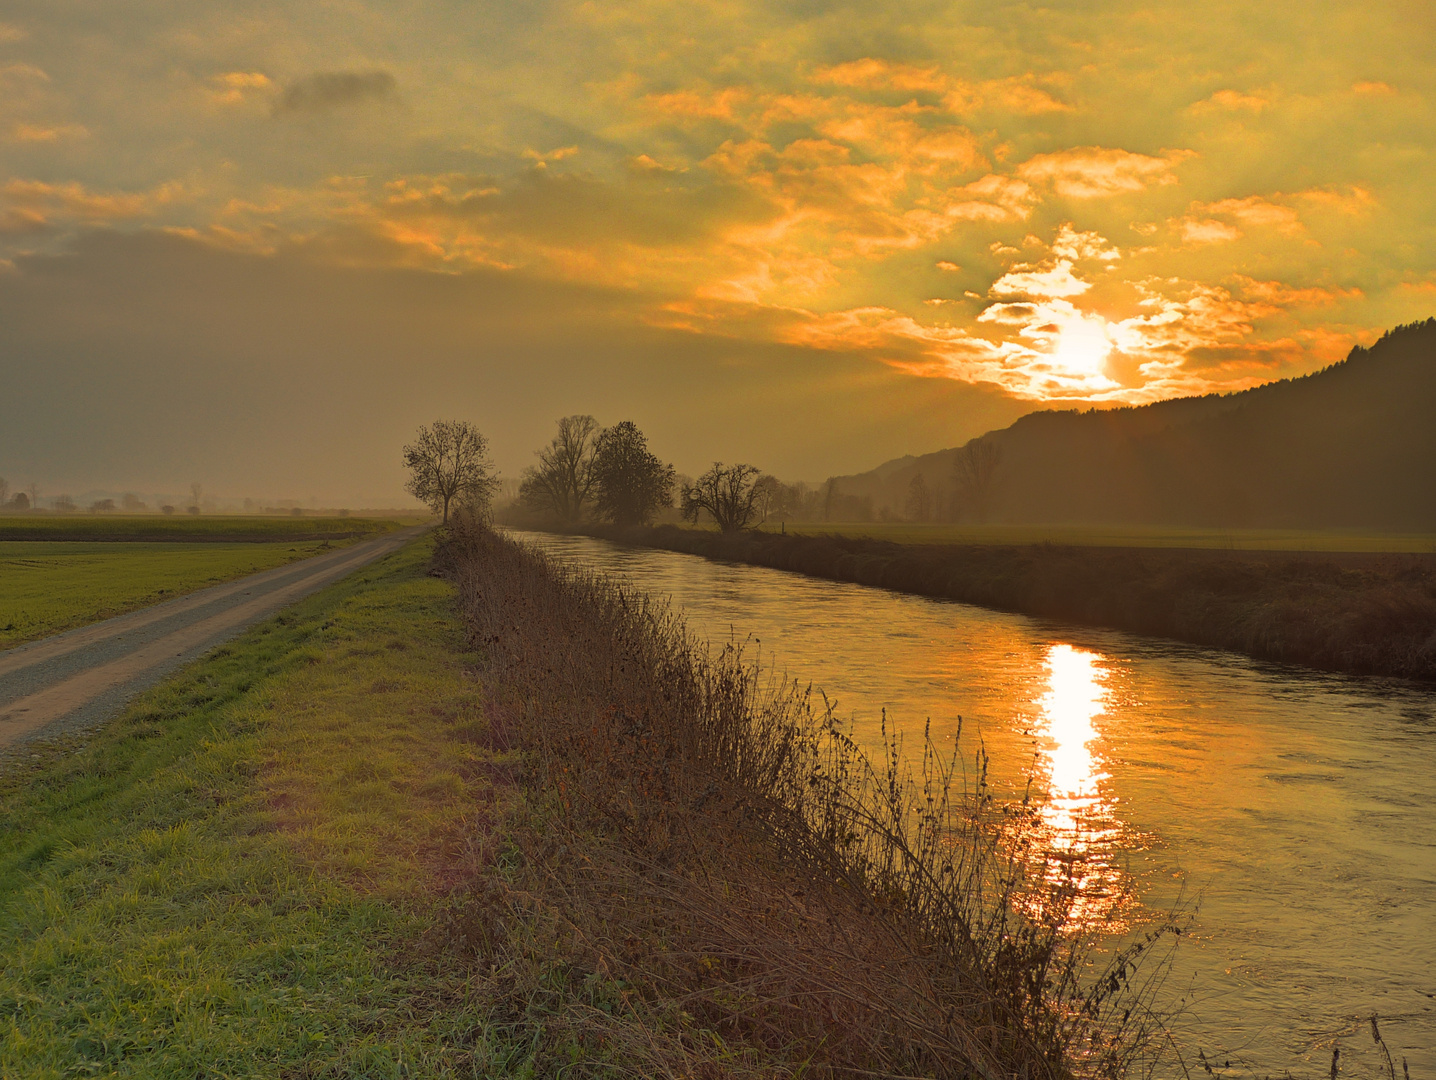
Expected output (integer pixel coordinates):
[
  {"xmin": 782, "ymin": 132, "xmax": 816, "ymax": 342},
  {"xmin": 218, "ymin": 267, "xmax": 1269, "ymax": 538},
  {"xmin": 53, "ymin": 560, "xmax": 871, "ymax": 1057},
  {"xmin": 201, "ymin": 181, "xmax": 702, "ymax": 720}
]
[
  {"xmin": 1, "ymin": 539, "xmax": 353, "ymax": 649},
  {"xmin": 0, "ymin": 535, "xmax": 513, "ymax": 1077}
]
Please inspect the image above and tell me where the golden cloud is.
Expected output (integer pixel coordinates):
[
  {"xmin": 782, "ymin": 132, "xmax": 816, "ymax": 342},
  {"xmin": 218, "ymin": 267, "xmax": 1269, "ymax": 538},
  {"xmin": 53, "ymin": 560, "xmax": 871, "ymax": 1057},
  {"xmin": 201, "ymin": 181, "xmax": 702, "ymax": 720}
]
[{"xmin": 1016, "ymin": 147, "xmax": 1193, "ymax": 198}]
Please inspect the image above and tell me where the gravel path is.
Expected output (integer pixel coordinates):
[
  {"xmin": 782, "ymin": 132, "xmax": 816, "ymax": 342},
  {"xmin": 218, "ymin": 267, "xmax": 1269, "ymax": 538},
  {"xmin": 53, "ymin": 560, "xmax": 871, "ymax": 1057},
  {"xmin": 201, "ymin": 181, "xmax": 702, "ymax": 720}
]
[{"xmin": 0, "ymin": 525, "xmax": 427, "ymax": 750}]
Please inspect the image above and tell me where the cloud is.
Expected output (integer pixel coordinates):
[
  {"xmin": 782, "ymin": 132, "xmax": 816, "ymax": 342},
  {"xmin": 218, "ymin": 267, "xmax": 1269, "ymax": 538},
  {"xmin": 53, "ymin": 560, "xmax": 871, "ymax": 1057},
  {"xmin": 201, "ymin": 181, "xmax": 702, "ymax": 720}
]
[
  {"xmin": 1228, "ymin": 276, "xmax": 1361, "ymax": 308},
  {"xmin": 1016, "ymin": 147, "xmax": 1192, "ymax": 198},
  {"xmin": 0, "ymin": 23, "xmax": 25, "ymax": 43},
  {"xmin": 9, "ymin": 122, "xmax": 87, "ymax": 142},
  {"xmin": 274, "ymin": 70, "xmax": 398, "ymax": 115},
  {"xmin": 990, "ymin": 260, "xmax": 1090, "ymax": 298},
  {"xmin": 209, "ymin": 71, "xmax": 273, "ymax": 106},
  {"xmin": 811, "ymin": 59, "xmax": 1072, "ymax": 115},
  {"xmin": 1192, "ymin": 89, "xmax": 1269, "ymax": 112},
  {"xmin": 1351, "ymin": 81, "xmax": 1396, "ymax": 95},
  {"xmin": 1, "ymin": 179, "xmax": 183, "ymax": 234}
]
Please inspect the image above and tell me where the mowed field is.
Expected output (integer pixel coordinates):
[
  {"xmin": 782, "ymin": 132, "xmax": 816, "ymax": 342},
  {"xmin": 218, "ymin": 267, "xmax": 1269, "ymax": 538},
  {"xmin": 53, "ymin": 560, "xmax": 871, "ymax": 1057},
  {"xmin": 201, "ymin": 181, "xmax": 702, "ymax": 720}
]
[
  {"xmin": 758, "ymin": 520, "xmax": 1436, "ymax": 553},
  {"xmin": 0, "ymin": 514, "xmax": 414, "ymax": 543},
  {"xmin": 0, "ymin": 516, "xmax": 416, "ymax": 649}
]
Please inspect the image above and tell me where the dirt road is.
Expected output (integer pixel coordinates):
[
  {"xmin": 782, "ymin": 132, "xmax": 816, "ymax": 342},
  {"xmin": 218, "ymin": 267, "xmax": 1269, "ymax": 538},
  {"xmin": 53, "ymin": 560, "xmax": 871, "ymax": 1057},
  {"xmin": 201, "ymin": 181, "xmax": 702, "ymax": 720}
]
[{"xmin": 0, "ymin": 525, "xmax": 427, "ymax": 750}]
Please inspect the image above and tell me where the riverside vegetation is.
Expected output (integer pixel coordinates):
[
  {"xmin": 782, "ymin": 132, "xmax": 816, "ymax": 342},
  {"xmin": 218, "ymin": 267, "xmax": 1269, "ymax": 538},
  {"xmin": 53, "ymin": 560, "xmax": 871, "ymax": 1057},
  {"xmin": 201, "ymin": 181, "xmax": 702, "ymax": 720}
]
[
  {"xmin": 576, "ymin": 524, "xmax": 1436, "ymax": 682},
  {"xmin": 0, "ymin": 524, "xmax": 1176, "ymax": 1078},
  {"xmin": 441, "ymin": 519, "xmax": 1175, "ymax": 1079}
]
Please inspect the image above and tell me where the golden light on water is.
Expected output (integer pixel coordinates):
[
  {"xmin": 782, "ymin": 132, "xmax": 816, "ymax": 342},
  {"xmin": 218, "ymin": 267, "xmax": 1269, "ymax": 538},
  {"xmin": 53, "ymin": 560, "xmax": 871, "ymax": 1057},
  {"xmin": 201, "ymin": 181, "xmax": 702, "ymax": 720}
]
[{"xmin": 1029, "ymin": 643, "xmax": 1126, "ymax": 929}]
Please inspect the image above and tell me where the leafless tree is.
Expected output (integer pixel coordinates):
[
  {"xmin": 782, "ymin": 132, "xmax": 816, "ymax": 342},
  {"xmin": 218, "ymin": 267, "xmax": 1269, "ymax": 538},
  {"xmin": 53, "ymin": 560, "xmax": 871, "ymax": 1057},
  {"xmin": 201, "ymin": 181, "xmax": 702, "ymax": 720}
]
[
  {"xmin": 682, "ymin": 462, "xmax": 765, "ymax": 533},
  {"xmin": 905, "ymin": 473, "xmax": 933, "ymax": 522},
  {"xmin": 0, "ymin": 477, "xmax": 8, "ymax": 507},
  {"xmin": 751, "ymin": 474, "xmax": 784, "ymax": 522},
  {"xmin": 27, "ymin": 483, "xmax": 39, "ymax": 510},
  {"xmin": 122, "ymin": 493, "xmax": 146, "ymax": 512},
  {"xmin": 403, "ymin": 419, "xmax": 499, "ymax": 525},
  {"xmin": 952, "ymin": 439, "xmax": 1003, "ymax": 522},
  {"xmin": 53, "ymin": 494, "xmax": 76, "ymax": 513},
  {"xmin": 518, "ymin": 414, "xmax": 601, "ymax": 523},
  {"xmin": 189, "ymin": 482, "xmax": 203, "ymax": 514}
]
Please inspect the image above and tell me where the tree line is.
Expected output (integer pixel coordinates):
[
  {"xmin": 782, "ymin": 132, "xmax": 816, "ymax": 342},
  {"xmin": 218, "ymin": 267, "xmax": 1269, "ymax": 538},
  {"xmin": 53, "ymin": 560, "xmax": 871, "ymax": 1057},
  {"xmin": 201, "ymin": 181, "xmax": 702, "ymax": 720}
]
[{"xmin": 404, "ymin": 416, "xmax": 1004, "ymax": 533}]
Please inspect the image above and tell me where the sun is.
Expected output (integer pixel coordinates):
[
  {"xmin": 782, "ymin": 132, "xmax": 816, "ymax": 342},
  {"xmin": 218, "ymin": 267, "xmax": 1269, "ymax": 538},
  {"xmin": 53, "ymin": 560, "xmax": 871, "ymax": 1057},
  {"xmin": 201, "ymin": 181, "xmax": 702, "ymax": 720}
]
[{"xmin": 1050, "ymin": 317, "xmax": 1114, "ymax": 377}]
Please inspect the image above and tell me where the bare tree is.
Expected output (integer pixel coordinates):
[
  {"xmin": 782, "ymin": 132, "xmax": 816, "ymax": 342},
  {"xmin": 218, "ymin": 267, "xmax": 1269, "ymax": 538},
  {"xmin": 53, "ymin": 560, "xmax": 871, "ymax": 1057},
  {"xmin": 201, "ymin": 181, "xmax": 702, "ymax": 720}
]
[
  {"xmin": 27, "ymin": 483, "xmax": 39, "ymax": 510},
  {"xmin": 0, "ymin": 477, "xmax": 8, "ymax": 507},
  {"xmin": 952, "ymin": 439, "xmax": 1003, "ymax": 522},
  {"xmin": 518, "ymin": 414, "xmax": 601, "ymax": 524},
  {"xmin": 403, "ymin": 420, "xmax": 499, "ymax": 524},
  {"xmin": 751, "ymin": 474, "xmax": 784, "ymax": 522},
  {"xmin": 591, "ymin": 420, "xmax": 674, "ymax": 526},
  {"xmin": 682, "ymin": 462, "xmax": 764, "ymax": 532},
  {"xmin": 122, "ymin": 493, "xmax": 146, "ymax": 512},
  {"xmin": 905, "ymin": 473, "xmax": 933, "ymax": 522},
  {"xmin": 189, "ymin": 482, "xmax": 203, "ymax": 514}
]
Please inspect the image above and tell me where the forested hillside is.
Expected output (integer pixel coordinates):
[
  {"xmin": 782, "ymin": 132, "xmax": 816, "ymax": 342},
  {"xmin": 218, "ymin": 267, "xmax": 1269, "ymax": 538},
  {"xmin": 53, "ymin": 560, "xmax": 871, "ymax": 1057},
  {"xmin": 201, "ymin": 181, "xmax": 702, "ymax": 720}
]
[{"xmin": 835, "ymin": 319, "xmax": 1436, "ymax": 529}]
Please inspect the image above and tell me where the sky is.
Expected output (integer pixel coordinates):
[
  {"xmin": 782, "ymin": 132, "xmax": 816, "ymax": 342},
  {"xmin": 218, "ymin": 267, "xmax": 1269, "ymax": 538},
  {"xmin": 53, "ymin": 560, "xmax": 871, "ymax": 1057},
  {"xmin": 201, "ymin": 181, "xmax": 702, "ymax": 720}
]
[{"xmin": 1, "ymin": 0, "xmax": 1433, "ymax": 504}]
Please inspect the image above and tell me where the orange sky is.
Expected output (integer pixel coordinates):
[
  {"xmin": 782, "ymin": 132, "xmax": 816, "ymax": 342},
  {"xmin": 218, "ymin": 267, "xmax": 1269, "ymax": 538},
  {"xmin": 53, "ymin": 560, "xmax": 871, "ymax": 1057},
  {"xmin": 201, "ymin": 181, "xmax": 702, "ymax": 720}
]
[{"xmin": 0, "ymin": 0, "xmax": 1432, "ymax": 499}]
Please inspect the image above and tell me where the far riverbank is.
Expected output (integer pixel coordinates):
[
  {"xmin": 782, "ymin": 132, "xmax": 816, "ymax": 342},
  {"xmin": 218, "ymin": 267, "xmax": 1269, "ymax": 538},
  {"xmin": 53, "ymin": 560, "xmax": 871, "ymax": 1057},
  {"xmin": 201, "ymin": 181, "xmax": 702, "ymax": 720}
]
[{"xmin": 561, "ymin": 524, "xmax": 1436, "ymax": 681}]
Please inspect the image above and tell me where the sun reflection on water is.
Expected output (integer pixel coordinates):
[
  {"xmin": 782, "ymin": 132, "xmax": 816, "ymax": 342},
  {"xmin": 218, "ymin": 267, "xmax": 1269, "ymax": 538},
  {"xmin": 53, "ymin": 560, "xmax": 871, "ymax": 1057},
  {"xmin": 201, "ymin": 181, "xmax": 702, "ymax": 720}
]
[{"xmin": 1027, "ymin": 643, "xmax": 1128, "ymax": 930}]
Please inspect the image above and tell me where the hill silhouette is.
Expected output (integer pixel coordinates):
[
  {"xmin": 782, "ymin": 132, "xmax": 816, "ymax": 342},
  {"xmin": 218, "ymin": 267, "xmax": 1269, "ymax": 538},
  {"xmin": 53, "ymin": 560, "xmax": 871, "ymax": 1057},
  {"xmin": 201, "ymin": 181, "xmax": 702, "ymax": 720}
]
[{"xmin": 834, "ymin": 318, "xmax": 1436, "ymax": 530}]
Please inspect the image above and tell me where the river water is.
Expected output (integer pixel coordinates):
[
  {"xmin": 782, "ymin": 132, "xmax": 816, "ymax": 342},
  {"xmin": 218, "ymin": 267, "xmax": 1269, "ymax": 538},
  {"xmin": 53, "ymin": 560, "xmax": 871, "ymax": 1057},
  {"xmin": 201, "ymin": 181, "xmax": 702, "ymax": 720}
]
[{"xmin": 505, "ymin": 530, "xmax": 1436, "ymax": 1078}]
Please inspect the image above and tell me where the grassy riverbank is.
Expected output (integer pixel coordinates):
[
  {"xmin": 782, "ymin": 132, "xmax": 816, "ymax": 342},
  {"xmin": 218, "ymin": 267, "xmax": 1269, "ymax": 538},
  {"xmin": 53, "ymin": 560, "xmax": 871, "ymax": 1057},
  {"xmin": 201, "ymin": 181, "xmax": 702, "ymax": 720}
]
[
  {"xmin": 575, "ymin": 524, "xmax": 1436, "ymax": 680},
  {"xmin": 0, "ymin": 536, "xmax": 510, "ymax": 1076},
  {"xmin": 442, "ymin": 523, "xmax": 1168, "ymax": 1079},
  {"xmin": 763, "ymin": 521, "xmax": 1436, "ymax": 553}
]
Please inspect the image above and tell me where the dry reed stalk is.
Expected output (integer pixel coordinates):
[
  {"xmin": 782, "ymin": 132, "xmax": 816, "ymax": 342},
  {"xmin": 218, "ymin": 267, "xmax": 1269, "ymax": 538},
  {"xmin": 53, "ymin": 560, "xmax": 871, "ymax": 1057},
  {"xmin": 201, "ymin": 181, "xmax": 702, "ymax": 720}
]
[{"xmin": 439, "ymin": 519, "xmax": 1176, "ymax": 1079}]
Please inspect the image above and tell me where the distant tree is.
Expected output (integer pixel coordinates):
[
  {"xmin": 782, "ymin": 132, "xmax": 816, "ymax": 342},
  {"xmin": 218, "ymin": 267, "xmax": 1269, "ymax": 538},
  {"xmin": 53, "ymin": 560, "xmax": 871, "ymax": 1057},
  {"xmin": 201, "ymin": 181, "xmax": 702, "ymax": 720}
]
[
  {"xmin": 904, "ymin": 474, "xmax": 932, "ymax": 522},
  {"xmin": 952, "ymin": 440, "xmax": 1002, "ymax": 522},
  {"xmin": 27, "ymin": 484, "xmax": 39, "ymax": 509},
  {"xmin": 54, "ymin": 494, "xmax": 76, "ymax": 513},
  {"xmin": 518, "ymin": 414, "xmax": 601, "ymax": 524},
  {"xmin": 751, "ymin": 474, "xmax": 784, "ymax": 522},
  {"xmin": 161, "ymin": 504, "xmax": 176, "ymax": 515},
  {"xmin": 10, "ymin": 492, "xmax": 29, "ymax": 511},
  {"xmin": 591, "ymin": 420, "xmax": 674, "ymax": 526},
  {"xmin": 0, "ymin": 477, "xmax": 8, "ymax": 507},
  {"xmin": 682, "ymin": 463, "xmax": 764, "ymax": 533},
  {"xmin": 90, "ymin": 498, "xmax": 116, "ymax": 513},
  {"xmin": 403, "ymin": 420, "xmax": 499, "ymax": 525},
  {"xmin": 121, "ymin": 492, "xmax": 146, "ymax": 512}
]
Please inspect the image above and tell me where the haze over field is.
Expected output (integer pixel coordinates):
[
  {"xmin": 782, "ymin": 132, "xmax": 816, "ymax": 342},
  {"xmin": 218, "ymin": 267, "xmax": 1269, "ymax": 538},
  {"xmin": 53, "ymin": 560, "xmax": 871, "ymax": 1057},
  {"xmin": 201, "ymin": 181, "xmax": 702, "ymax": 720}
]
[{"xmin": 1, "ymin": 1, "xmax": 1433, "ymax": 503}]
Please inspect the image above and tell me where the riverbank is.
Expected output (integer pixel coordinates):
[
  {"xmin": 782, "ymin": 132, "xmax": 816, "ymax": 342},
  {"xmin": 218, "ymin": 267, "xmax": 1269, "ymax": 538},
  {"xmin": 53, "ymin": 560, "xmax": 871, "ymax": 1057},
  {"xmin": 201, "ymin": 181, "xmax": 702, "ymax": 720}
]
[
  {"xmin": 569, "ymin": 524, "xmax": 1436, "ymax": 680},
  {"xmin": 441, "ymin": 522, "xmax": 1168, "ymax": 1079}
]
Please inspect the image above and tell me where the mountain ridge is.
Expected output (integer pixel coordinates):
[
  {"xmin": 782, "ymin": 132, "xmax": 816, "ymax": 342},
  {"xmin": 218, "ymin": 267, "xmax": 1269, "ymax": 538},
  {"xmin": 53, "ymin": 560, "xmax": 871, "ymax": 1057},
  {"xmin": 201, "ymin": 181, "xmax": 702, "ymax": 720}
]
[{"xmin": 831, "ymin": 318, "xmax": 1436, "ymax": 530}]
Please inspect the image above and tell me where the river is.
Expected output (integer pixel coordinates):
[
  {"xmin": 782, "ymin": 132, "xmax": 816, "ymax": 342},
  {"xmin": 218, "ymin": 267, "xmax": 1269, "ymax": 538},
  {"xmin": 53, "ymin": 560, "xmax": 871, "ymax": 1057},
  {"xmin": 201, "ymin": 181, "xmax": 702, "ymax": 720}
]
[{"xmin": 505, "ymin": 530, "xmax": 1436, "ymax": 1078}]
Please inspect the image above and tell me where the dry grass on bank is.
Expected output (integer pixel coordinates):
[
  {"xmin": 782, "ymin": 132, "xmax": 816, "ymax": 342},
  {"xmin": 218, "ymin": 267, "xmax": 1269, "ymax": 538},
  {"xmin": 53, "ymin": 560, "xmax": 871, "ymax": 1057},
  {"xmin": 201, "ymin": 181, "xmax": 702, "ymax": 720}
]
[{"xmin": 440, "ymin": 521, "xmax": 1177, "ymax": 1080}]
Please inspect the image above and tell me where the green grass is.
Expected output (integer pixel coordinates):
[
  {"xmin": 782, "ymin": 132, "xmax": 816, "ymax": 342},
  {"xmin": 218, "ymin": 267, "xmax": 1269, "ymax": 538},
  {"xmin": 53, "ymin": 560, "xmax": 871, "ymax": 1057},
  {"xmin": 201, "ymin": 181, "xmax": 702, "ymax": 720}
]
[
  {"xmin": 0, "ymin": 535, "xmax": 512, "ymax": 1078},
  {"xmin": 756, "ymin": 520, "xmax": 1436, "ymax": 553},
  {"xmin": 0, "ymin": 540, "xmax": 350, "ymax": 649},
  {"xmin": 0, "ymin": 514, "xmax": 416, "ymax": 543}
]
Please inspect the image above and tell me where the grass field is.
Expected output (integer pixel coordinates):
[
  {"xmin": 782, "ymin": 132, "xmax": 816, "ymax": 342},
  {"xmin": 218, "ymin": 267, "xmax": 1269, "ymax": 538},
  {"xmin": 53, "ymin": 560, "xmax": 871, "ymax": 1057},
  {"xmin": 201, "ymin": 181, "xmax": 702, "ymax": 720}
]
[
  {"xmin": 0, "ymin": 540, "xmax": 354, "ymax": 649},
  {"xmin": 0, "ymin": 535, "xmax": 513, "ymax": 1077},
  {"xmin": 757, "ymin": 520, "xmax": 1436, "ymax": 552},
  {"xmin": 0, "ymin": 514, "xmax": 416, "ymax": 543}
]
